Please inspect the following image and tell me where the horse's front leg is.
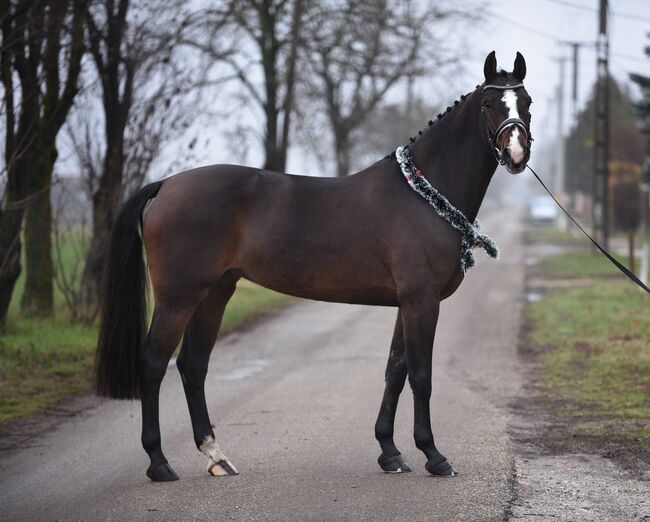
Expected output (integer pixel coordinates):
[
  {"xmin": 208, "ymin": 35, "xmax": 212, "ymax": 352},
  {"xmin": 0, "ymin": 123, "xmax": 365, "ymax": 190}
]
[
  {"xmin": 375, "ymin": 312, "xmax": 411, "ymax": 473},
  {"xmin": 401, "ymin": 294, "xmax": 458, "ymax": 476}
]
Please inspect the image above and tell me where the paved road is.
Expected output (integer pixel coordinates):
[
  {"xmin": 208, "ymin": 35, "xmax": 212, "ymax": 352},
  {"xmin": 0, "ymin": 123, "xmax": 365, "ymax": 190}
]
[{"xmin": 0, "ymin": 211, "xmax": 525, "ymax": 521}]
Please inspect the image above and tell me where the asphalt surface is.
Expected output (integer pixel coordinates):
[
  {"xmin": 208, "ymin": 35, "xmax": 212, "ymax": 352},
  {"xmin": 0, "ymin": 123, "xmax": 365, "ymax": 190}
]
[{"xmin": 0, "ymin": 211, "xmax": 525, "ymax": 521}]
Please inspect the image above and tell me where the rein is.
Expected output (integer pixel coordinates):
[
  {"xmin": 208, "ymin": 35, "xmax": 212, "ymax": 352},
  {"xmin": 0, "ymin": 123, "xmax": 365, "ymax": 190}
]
[
  {"xmin": 527, "ymin": 164, "xmax": 650, "ymax": 294},
  {"xmin": 395, "ymin": 146, "xmax": 499, "ymax": 272},
  {"xmin": 481, "ymin": 83, "xmax": 533, "ymax": 165},
  {"xmin": 482, "ymin": 84, "xmax": 648, "ymax": 294}
]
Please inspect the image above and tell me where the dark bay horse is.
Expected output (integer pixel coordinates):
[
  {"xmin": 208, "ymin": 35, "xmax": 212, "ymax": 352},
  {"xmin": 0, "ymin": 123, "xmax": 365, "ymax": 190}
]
[{"xmin": 95, "ymin": 51, "xmax": 532, "ymax": 481}]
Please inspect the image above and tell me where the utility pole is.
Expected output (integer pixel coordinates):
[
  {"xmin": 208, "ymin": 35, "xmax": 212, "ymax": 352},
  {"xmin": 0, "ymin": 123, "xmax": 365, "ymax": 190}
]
[
  {"xmin": 570, "ymin": 42, "xmax": 580, "ymax": 122},
  {"xmin": 593, "ymin": 0, "xmax": 610, "ymax": 249},
  {"xmin": 554, "ymin": 56, "xmax": 568, "ymax": 229},
  {"xmin": 640, "ymin": 156, "xmax": 650, "ymax": 286},
  {"xmin": 556, "ymin": 56, "xmax": 566, "ymax": 195}
]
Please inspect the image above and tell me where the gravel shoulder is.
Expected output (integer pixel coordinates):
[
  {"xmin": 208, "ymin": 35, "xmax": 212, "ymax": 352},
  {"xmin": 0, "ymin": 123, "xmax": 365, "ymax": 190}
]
[{"xmin": 508, "ymin": 232, "xmax": 650, "ymax": 521}]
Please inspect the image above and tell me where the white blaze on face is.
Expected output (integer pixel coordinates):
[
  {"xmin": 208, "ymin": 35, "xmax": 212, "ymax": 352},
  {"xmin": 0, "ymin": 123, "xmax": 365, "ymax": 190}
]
[{"xmin": 501, "ymin": 90, "xmax": 525, "ymax": 164}]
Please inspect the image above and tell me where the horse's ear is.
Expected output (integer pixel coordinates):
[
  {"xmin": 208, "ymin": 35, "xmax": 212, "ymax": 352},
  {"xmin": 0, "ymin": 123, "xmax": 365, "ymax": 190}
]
[
  {"xmin": 483, "ymin": 51, "xmax": 497, "ymax": 82},
  {"xmin": 513, "ymin": 52, "xmax": 526, "ymax": 81},
  {"xmin": 484, "ymin": 51, "xmax": 497, "ymax": 82}
]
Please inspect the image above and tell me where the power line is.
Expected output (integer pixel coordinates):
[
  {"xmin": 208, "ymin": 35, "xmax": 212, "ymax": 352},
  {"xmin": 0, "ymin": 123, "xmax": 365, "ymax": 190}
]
[
  {"xmin": 610, "ymin": 51, "xmax": 647, "ymax": 63},
  {"xmin": 484, "ymin": 10, "xmax": 563, "ymax": 42},
  {"xmin": 486, "ymin": 11, "xmax": 647, "ymax": 66},
  {"xmin": 542, "ymin": 0, "xmax": 650, "ymax": 23}
]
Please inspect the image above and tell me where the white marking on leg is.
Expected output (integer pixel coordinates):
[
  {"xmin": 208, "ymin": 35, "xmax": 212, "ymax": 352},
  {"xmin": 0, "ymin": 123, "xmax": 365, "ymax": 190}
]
[
  {"xmin": 200, "ymin": 435, "xmax": 226, "ymax": 462},
  {"xmin": 199, "ymin": 435, "xmax": 239, "ymax": 476},
  {"xmin": 501, "ymin": 89, "xmax": 525, "ymax": 163}
]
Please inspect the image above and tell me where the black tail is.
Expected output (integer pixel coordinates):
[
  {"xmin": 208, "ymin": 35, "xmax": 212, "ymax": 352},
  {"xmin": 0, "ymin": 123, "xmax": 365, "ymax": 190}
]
[{"xmin": 95, "ymin": 181, "xmax": 163, "ymax": 399}]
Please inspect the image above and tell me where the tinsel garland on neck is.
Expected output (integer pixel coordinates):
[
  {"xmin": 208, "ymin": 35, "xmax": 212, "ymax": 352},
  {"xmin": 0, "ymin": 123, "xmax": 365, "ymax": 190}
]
[{"xmin": 395, "ymin": 146, "xmax": 499, "ymax": 272}]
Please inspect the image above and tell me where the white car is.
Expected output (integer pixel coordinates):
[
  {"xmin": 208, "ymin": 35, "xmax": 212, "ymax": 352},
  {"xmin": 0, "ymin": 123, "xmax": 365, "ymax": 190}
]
[{"xmin": 528, "ymin": 195, "xmax": 558, "ymax": 223}]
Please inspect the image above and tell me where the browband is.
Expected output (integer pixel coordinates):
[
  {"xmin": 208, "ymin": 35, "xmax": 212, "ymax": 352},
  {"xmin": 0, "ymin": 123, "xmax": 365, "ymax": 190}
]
[{"xmin": 482, "ymin": 83, "xmax": 525, "ymax": 93}]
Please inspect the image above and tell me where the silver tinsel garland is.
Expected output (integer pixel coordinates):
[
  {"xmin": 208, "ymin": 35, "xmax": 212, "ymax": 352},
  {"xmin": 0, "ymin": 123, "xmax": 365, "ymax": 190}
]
[{"xmin": 395, "ymin": 146, "xmax": 499, "ymax": 272}]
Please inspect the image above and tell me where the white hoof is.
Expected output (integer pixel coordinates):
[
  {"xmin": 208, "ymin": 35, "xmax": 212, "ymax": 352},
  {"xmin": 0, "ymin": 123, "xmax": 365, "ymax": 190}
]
[
  {"xmin": 200, "ymin": 435, "xmax": 239, "ymax": 476},
  {"xmin": 207, "ymin": 457, "xmax": 239, "ymax": 476}
]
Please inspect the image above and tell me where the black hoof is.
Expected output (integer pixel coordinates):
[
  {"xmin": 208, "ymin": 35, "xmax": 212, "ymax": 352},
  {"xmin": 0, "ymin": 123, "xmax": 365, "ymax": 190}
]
[
  {"xmin": 378, "ymin": 452, "xmax": 412, "ymax": 473},
  {"xmin": 146, "ymin": 462, "xmax": 179, "ymax": 482},
  {"xmin": 425, "ymin": 458, "xmax": 458, "ymax": 477}
]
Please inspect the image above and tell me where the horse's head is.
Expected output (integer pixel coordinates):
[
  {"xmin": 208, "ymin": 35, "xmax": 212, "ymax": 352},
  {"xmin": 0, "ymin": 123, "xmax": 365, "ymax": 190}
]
[{"xmin": 481, "ymin": 51, "xmax": 532, "ymax": 174}]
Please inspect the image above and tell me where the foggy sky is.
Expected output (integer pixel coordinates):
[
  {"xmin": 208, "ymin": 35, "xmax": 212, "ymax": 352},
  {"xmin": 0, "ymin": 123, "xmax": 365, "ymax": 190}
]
[
  {"xmin": 165, "ymin": 0, "xmax": 649, "ymax": 178},
  {"xmin": 56, "ymin": 1, "xmax": 649, "ymax": 185}
]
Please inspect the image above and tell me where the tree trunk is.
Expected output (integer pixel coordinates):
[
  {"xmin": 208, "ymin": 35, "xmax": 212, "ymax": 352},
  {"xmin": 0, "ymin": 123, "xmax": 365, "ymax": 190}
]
[
  {"xmin": 0, "ymin": 179, "xmax": 26, "ymax": 324},
  {"xmin": 80, "ymin": 181, "xmax": 122, "ymax": 319},
  {"xmin": 21, "ymin": 144, "xmax": 57, "ymax": 316},
  {"xmin": 80, "ymin": 124, "xmax": 126, "ymax": 319},
  {"xmin": 0, "ymin": 229, "xmax": 22, "ymax": 324},
  {"xmin": 278, "ymin": 0, "xmax": 304, "ymax": 172},
  {"xmin": 334, "ymin": 129, "xmax": 351, "ymax": 177},
  {"xmin": 260, "ymin": 4, "xmax": 282, "ymax": 172},
  {"xmin": 0, "ymin": 116, "xmax": 30, "ymax": 325},
  {"xmin": 263, "ymin": 80, "xmax": 283, "ymax": 171},
  {"xmin": 263, "ymin": 107, "xmax": 281, "ymax": 171},
  {"xmin": 80, "ymin": 190, "xmax": 113, "ymax": 320}
]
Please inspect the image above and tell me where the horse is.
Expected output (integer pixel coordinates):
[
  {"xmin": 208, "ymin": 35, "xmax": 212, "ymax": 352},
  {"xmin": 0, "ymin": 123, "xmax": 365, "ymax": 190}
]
[{"xmin": 95, "ymin": 51, "xmax": 532, "ymax": 482}]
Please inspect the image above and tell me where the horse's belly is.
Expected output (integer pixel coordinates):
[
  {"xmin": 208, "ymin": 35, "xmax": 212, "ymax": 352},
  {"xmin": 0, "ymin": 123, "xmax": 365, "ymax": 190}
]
[
  {"xmin": 246, "ymin": 275, "xmax": 398, "ymax": 306},
  {"xmin": 240, "ymin": 242, "xmax": 397, "ymax": 306}
]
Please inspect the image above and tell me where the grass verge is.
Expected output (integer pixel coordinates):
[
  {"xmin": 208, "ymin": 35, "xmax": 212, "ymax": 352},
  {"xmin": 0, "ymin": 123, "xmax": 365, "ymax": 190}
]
[
  {"xmin": 0, "ymin": 281, "xmax": 291, "ymax": 425},
  {"xmin": 526, "ymin": 224, "xmax": 581, "ymax": 246},
  {"xmin": 526, "ymin": 250, "xmax": 649, "ymax": 446},
  {"xmin": 538, "ymin": 250, "xmax": 634, "ymax": 279}
]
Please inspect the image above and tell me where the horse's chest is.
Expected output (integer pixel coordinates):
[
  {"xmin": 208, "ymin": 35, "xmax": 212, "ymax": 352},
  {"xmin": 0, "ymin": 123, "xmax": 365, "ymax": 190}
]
[{"xmin": 441, "ymin": 270, "xmax": 465, "ymax": 300}]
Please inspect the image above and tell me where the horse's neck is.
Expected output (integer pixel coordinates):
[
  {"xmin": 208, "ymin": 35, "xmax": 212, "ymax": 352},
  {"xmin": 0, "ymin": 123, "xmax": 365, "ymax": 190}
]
[{"xmin": 410, "ymin": 94, "xmax": 497, "ymax": 222}]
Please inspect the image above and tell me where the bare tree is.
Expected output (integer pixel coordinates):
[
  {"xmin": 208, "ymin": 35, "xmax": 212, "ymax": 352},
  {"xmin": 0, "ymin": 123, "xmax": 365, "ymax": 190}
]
[
  {"xmin": 51, "ymin": 175, "xmax": 90, "ymax": 320},
  {"xmin": 189, "ymin": 0, "xmax": 305, "ymax": 172},
  {"xmin": 76, "ymin": 0, "xmax": 198, "ymax": 317},
  {"xmin": 304, "ymin": 0, "xmax": 461, "ymax": 176},
  {"xmin": 0, "ymin": 0, "xmax": 85, "ymax": 321},
  {"xmin": 355, "ymin": 94, "xmax": 442, "ymax": 169}
]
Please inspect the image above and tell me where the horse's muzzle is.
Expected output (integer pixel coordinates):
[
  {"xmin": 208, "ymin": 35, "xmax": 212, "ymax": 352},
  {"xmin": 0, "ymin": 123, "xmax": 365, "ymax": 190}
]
[
  {"xmin": 502, "ymin": 146, "xmax": 530, "ymax": 174},
  {"xmin": 497, "ymin": 125, "xmax": 530, "ymax": 174}
]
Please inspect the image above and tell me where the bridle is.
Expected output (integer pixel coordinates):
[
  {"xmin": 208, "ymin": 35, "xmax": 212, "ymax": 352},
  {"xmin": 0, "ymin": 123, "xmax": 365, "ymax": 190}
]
[{"xmin": 480, "ymin": 83, "xmax": 532, "ymax": 165}]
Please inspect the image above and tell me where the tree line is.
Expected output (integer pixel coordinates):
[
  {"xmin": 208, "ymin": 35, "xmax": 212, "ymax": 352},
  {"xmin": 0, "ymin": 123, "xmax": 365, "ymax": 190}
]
[
  {"xmin": 565, "ymin": 76, "xmax": 646, "ymax": 224},
  {"xmin": 0, "ymin": 0, "xmax": 471, "ymax": 325}
]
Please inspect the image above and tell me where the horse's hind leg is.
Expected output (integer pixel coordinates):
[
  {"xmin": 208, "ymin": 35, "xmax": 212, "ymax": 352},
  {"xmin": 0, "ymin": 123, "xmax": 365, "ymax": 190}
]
[
  {"xmin": 140, "ymin": 300, "xmax": 199, "ymax": 482},
  {"xmin": 176, "ymin": 275, "xmax": 239, "ymax": 477},
  {"xmin": 375, "ymin": 312, "xmax": 411, "ymax": 473}
]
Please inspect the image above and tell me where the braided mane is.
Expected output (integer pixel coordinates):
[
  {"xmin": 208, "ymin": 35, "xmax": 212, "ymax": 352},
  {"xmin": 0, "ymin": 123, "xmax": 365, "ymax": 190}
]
[{"xmin": 384, "ymin": 85, "xmax": 480, "ymax": 160}]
